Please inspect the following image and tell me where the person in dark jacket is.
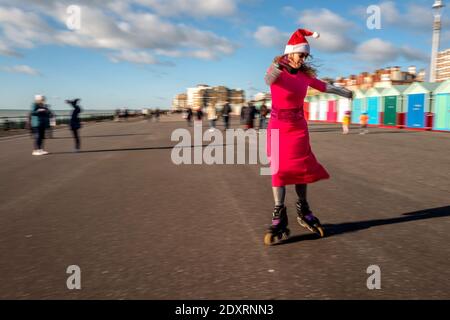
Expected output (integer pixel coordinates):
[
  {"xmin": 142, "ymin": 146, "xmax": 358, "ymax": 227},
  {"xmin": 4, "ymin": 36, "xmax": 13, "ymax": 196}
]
[
  {"xmin": 221, "ymin": 102, "xmax": 232, "ymax": 130},
  {"xmin": 31, "ymin": 95, "xmax": 51, "ymax": 155},
  {"xmin": 259, "ymin": 102, "xmax": 269, "ymax": 130},
  {"xmin": 65, "ymin": 98, "xmax": 82, "ymax": 151},
  {"xmin": 240, "ymin": 104, "xmax": 247, "ymax": 125},
  {"xmin": 154, "ymin": 108, "xmax": 160, "ymax": 122},
  {"xmin": 196, "ymin": 108, "xmax": 203, "ymax": 122},
  {"xmin": 244, "ymin": 102, "xmax": 257, "ymax": 129},
  {"xmin": 186, "ymin": 107, "xmax": 193, "ymax": 127}
]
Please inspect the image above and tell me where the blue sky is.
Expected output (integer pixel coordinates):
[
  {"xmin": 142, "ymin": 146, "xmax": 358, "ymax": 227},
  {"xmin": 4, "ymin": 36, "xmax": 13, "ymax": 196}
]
[{"xmin": 0, "ymin": 0, "xmax": 448, "ymax": 110}]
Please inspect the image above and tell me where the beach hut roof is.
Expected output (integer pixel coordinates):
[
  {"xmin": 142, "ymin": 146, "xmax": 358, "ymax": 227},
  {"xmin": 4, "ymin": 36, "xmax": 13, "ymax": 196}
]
[
  {"xmin": 320, "ymin": 93, "xmax": 339, "ymax": 100},
  {"xmin": 353, "ymin": 88, "xmax": 366, "ymax": 99},
  {"xmin": 380, "ymin": 85, "xmax": 409, "ymax": 96},
  {"xmin": 365, "ymin": 87, "xmax": 383, "ymax": 97},
  {"xmin": 307, "ymin": 95, "xmax": 320, "ymax": 102},
  {"xmin": 404, "ymin": 82, "xmax": 441, "ymax": 95},
  {"xmin": 433, "ymin": 79, "xmax": 450, "ymax": 94}
]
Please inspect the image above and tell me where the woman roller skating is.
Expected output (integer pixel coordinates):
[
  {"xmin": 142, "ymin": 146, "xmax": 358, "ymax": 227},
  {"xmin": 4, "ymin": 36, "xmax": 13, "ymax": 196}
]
[{"xmin": 263, "ymin": 28, "xmax": 353, "ymax": 245}]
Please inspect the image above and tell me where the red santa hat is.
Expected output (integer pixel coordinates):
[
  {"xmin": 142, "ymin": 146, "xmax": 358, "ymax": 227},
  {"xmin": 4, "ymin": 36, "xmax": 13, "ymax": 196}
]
[{"xmin": 284, "ymin": 28, "xmax": 320, "ymax": 55}]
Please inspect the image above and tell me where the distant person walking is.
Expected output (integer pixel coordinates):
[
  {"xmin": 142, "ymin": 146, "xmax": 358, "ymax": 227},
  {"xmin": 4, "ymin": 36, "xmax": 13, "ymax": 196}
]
[
  {"xmin": 240, "ymin": 104, "xmax": 247, "ymax": 125},
  {"xmin": 28, "ymin": 109, "xmax": 39, "ymax": 138},
  {"xmin": 360, "ymin": 112, "xmax": 369, "ymax": 134},
  {"xmin": 65, "ymin": 98, "xmax": 82, "ymax": 151},
  {"xmin": 31, "ymin": 95, "xmax": 51, "ymax": 156},
  {"xmin": 207, "ymin": 103, "xmax": 217, "ymax": 132},
  {"xmin": 195, "ymin": 107, "xmax": 203, "ymax": 123},
  {"xmin": 47, "ymin": 109, "xmax": 56, "ymax": 139},
  {"xmin": 222, "ymin": 102, "xmax": 232, "ymax": 130},
  {"xmin": 185, "ymin": 107, "xmax": 193, "ymax": 127},
  {"xmin": 244, "ymin": 102, "xmax": 256, "ymax": 129},
  {"xmin": 259, "ymin": 103, "xmax": 269, "ymax": 130},
  {"xmin": 154, "ymin": 108, "xmax": 161, "ymax": 122},
  {"xmin": 342, "ymin": 110, "xmax": 351, "ymax": 134}
]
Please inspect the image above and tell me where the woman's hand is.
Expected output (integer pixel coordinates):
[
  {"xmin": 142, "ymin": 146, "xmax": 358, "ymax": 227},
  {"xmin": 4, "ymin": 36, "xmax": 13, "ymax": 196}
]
[
  {"xmin": 325, "ymin": 84, "xmax": 353, "ymax": 99},
  {"xmin": 265, "ymin": 62, "xmax": 283, "ymax": 86}
]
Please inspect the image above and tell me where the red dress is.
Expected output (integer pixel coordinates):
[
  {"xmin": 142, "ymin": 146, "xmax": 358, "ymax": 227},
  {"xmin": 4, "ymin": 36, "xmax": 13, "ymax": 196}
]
[{"xmin": 267, "ymin": 68, "xmax": 329, "ymax": 187}]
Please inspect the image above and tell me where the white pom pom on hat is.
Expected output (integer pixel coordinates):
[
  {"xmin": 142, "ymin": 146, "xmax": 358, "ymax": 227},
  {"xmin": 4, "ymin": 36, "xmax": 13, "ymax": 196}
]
[{"xmin": 284, "ymin": 28, "xmax": 320, "ymax": 55}]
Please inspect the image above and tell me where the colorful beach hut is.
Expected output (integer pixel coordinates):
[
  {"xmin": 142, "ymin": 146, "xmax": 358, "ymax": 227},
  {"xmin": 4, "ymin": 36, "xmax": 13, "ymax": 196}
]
[
  {"xmin": 365, "ymin": 87, "xmax": 383, "ymax": 125},
  {"xmin": 308, "ymin": 95, "xmax": 319, "ymax": 121},
  {"xmin": 380, "ymin": 85, "xmax": 409, "ymax": 127},
  {"xmin": 318, "ymin": 93, "xmax": 328, "ymax": 121},
  {"xmin": 325, "ymin": 94, "xmax": 338, "ymax": 123},
  {"xmin": 337, "ymin": 95, "xmax": 351, "ymax": 123},
  {"xmin": 304, "ymin": 95, "xmax": 312, "ymax": 120},
  {"xmin": 351, "ymin": 89, "xmax": 366, "ymax": 124},
  {"xmin": 432, "ymin": 79, "xmax": 450, "ymax": 131},
  {"xmin": 403, "ymin": 82, "xmax": 440, "ymax": 129}
]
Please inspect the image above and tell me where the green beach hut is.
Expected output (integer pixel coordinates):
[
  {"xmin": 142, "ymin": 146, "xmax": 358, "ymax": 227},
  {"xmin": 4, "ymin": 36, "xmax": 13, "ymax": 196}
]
[{"xmin": 380, "ymin": 85, "xmax": 409, "ymax": 127}]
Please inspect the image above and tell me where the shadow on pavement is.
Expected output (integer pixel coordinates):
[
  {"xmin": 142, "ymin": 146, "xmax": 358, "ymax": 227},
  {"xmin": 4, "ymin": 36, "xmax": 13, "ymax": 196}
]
[
  {"xmin": 50, "ymin": 144, "xmax": 230, "ymax": 154},
  {"xmin": 51, "ymin": 133, "xmax": 152, "ymax": 139},
  {"xmin": 309, "ymin": 128, "xmax": 420, "ymax": 134},
  {"xmin": 354, "ymin": 130, "xmax": 421, "ymax": 135},
  {"xmin": 280, "ymin": 205, "xmax": 450, "ymax": 245}
]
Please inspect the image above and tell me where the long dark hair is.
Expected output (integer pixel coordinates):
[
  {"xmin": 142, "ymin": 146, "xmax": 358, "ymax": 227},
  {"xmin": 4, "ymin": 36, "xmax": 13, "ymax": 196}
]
[{"xmin": 273, "ymin": 54, "xmax": 318, "ymax": 77}]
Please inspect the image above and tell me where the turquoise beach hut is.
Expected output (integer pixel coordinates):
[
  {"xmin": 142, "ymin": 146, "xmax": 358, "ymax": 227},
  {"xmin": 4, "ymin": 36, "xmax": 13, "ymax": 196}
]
[
  {"xmin": 364, "ymin": 87, "xmax": 383, "ymax": 125},
  {"xmin": 351, "ymin": 89, "xmax": 366, "ymax": 124},
  {"xmin": 432, "ymin": 79, "xmax": 450, "ymax": 131}
]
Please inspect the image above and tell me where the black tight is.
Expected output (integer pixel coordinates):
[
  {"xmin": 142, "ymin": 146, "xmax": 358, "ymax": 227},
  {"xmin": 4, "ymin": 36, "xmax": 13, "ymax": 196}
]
[
  {"xmin": 272, "ymin": 184, "xmax": 307, "ymax": 207},
  {"xmin": 35, "ymin": 125, "xmax": 46, "ymax": 149},
  {"xmin": 71, "ymin": 128, "xmax": 80, "ymax": 150}
]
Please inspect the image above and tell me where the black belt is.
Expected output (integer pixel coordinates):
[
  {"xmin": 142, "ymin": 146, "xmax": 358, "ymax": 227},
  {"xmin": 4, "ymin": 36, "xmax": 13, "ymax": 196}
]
[{"xmin": 270, "ymin": 108, "xmax": 304, "ymax": 121}]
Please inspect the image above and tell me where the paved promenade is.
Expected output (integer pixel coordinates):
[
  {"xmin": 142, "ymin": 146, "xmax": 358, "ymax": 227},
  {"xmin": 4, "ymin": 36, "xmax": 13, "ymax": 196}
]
[{"xmin": 0, "ymin": 116, "xmax": 449, "ymax": 299}]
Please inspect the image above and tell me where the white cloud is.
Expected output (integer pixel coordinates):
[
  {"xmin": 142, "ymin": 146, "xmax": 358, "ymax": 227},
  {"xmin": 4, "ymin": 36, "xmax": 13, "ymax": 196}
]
[
  {"xmin": 297, "ymin": 9, "xmax": 357, "ymax": 53},
  {"xmin": 0, "ymin": 6, "xmax": 54, "ymax": 49},
  {"xmin": 2, "ymin": 64, "xmax": 40, "ymax": 75},
  {"xmin": 253, "ymin": 26, "xmax": 289, "ymax": 48},
  {"xmin": 0, "ymin": 1, "xmax": 238, "ymax": 63},
  {"xmin": 355, "ymin": 38, "xmax": 429, "ymax": 65},
  {"xmin": 109, "ymin": 50, "xmax": 158, "ymax": 64},
  {"xmin": 355, "ymin": 38, "xmax": 398, "ymax": 64},
  {"xmin": 134, "ymin": 0, "xmax": 237, "ymax": 18},
  {"xmin": 0, "ymin": 40, "xmax": 21, "ymax": 57},
  {"xmin": 400, "ymin": 46, "xmax": 429, "ymax": 62},
  {"xmin": 281, "ymin": 6, "xmax": 298, "ymax": 17},
  {"xmin": 355, "ymin": 2, "xmax": 450, "ymax": 31}
]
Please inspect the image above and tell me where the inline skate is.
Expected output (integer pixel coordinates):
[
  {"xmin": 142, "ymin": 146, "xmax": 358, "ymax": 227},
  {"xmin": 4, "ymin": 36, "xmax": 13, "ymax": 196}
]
[
  {"xmin": 296, "ymin": 201, "xmax": 325, "ymax": 238},
  {"xmin": 264, "ymin": 205, "xmax": 290, "ymax": 245}
]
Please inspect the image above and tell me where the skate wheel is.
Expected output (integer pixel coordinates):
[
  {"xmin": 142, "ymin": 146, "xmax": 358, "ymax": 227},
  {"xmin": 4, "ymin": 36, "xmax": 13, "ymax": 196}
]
[
  {"xmin": 281, "ymin": 229, "xmax": 290, "ymax": 240},
  {"xmin": 316, "ymin": 226, "xmax": 325, "ymax": 238},
  {"xmin": 264, "ymin": 233, "xmax": 274, "ymax": 246}
]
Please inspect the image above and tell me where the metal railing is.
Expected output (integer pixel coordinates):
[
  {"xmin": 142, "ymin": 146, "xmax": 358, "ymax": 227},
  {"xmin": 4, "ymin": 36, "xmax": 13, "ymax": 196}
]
[{"xmin": 0, "ymin": 113, "xmax": 115, "ymax": 131}]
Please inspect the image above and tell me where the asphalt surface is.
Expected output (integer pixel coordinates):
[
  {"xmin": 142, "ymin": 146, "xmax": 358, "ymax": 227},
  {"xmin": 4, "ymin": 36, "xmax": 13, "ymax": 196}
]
[{"xmin": 0, "ymin": 116, "xmax": 449, "ymax": 299}]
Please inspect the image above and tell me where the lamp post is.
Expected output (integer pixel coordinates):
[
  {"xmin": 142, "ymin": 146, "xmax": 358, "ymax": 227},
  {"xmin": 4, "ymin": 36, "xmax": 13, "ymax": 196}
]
[{"xmin": 430, "ymin": 0, "xmax": 445, "ymax": 82}]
